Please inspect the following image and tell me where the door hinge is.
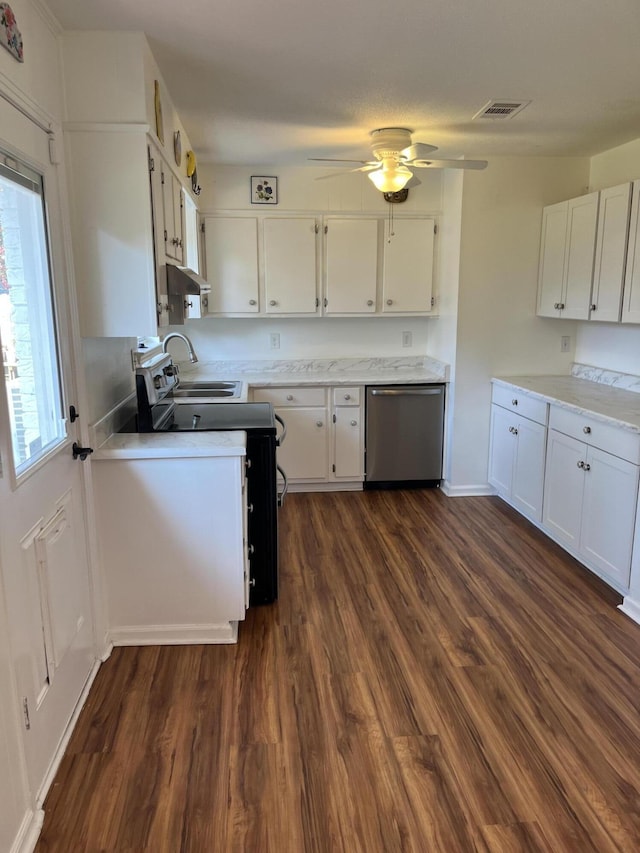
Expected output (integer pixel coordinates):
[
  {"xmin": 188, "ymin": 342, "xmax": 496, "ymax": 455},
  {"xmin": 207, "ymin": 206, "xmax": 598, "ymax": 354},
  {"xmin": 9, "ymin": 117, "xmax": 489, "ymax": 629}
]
[
  {"xmin": 333, "ymin": 413, "xmax": 336, "ymax": 423},
  {"xmin": 69, "ymin": 404, "xmax": 80, "ymax": 423},
  {"xmin": 22, "ymin": 697, "xmax": 30, "ymax": 730},
  {"xmin": 434, "ymin": 224, "xmax": 438, "ymax": 235},
  {"xmin": 161, "ymin": 171, "xmax": 165, "ymax": 185},
  {"xmin": 332, "ymin": 463, "xmax": 336, "ymax": 473},
  {"xmin": 324, "ymin": 225, "xmax": 328, "ymax": 234},
  {"xmin": 315, "ymin": 297, "xmax": 319, "ymax": 308},
  {"xmin": 148, "ymin": 155, "xmax": 155, "ymax": 173},
  {"xmin": 72, "ymin": 442, "xmax": 94, "ymax": 461},
  {"xmin": 431, "ymin": 296, "xmax": 435, "ymax": 307},
  {"xmin": 201, "ymin": 221, "xmax": 206, "ymax": 233},
  {"xmin": 164, "ymin": 229, "xmax": 168, "ymax": 242}
]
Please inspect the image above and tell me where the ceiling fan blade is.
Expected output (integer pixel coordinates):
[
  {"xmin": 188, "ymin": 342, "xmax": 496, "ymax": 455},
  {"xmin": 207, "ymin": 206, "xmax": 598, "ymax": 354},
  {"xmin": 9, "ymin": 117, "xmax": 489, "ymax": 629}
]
[
  {"xmin": 308, "ymin": 158, "xmax": 371, "ymax": 164},
  {"xmin": 314, "ymin": 163, "xmax": 380, "ymax": 181},
  {"xmin": 412, "ymin": 159, "xmax": 488, "ymax": 170},
  {"xmin": 401, "ymin": 142, "xmax": 438, "ymax": 160}
]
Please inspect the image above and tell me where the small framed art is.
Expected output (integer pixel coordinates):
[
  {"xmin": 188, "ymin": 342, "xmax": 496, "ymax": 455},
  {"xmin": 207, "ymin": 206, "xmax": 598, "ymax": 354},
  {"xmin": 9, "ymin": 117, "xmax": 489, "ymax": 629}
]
[{"xmin": 251, "ymin": 176, "xmax": 278, "ymax": 204}]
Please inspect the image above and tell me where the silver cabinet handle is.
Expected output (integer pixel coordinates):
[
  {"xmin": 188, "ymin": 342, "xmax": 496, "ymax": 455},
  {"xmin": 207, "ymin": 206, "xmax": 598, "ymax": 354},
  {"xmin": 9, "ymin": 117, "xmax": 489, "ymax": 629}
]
[
  {"xmin": 512, "ymin": 399, "xmax": 518, "ymax": 406},
  {"xmin": 583, "ymin": 426, "xmax": 591, "ymax": 434},
  {"xmin": 316, "ymin": 421, "xmax": 323, "ymax": 427},
  {"xmin": 584, "ymin": 463, "xmax": 591, "ymax": 471},
  {"xmin": 249, "ymin": 299, "xmax": 257, "ymax": 305},
  {"xmin": 248, "ymin": 503, "xmax": 254, "ymax": 513},
  {"xmin": 577, "ymin": 460, "xmax": 584, "ymax": 469},
  {"xmin": 245, "ymin": 458, "xmax": 252, "ymax": 470},
  {"xmin": 369, "ymin": 388, "xmax": 443, "ymax": 396},
  {"xmin": 367, "ymin": 299, "xmax": 374, "ymax": 306},
  {"xmin": 274, "ymin": 413, "xmax": 287, "ymax": 446},
  {"xmin": 386, "ymin": 299, "xmax": 393, "ymax": 305},
  {"xmin": 269, "ymin": 299, "xmax": 277, "ymax": 306},
  {"xmin": 508, "ymin": 426, "xmax": 515, "ymax": 433},
  {"xmin": 344, "ymin": 393, "xmax": 351, "ymax": 400},
  {"xmin": 350, "ymin": 419, "xmax": 357, "ymax": 426},
  {"xmin": 286, "ymin": 394, "xmax": 293, "ymax": 401},
  {"xmin": 508, "ymin": 426, "xmax": 518, "ymax": 435}
]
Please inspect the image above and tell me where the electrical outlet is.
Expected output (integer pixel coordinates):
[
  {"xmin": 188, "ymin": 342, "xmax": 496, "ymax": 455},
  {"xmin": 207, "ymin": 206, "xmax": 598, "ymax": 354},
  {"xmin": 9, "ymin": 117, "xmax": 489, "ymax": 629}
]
[
  {"xmin": 270, "ymin": 332, "xmax": 280, "ymax": 350},
  {"xmin": 561, "ymin": 335, "xmax": 571, "ymax": 353},
  {"xmin": 402, "ymin": 331, "xmax": 412, "ymax": 348}
]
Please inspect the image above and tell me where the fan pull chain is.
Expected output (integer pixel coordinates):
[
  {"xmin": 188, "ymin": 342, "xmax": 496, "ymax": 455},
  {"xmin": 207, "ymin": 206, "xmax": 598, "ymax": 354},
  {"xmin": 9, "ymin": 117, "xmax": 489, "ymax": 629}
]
[{"xmin": 388, "ymin": 203, "xmax": 395, "ymax": 242}]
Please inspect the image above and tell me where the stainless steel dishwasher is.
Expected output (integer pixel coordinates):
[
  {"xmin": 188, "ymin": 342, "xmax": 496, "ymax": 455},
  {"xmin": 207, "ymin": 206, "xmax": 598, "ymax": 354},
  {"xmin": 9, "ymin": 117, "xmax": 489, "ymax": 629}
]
[{"xmin": 365, "ymin": 384, "xmax": 445, "ymax": 487}]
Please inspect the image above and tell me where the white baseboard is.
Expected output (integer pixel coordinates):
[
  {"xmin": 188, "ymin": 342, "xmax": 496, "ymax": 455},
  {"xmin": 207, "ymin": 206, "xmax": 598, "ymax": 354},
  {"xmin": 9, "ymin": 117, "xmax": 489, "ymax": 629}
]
[
  {"xmin": 287, "ymin": 481, "xmax": 363, "ymax": 493},
  {"xmin": 619, "ymin": 597, "xmax": 640, "ymax": 626},
  {"xmin": 108, "ymin": 622, "xmax": 238, "ymax": 645},
  {"xmin": 12, "ymin": 807, "xmax": 44, "ymax": 853},
  {"xmin": 441, "ymin": 481, "xmax": 495, "ymax": 497}
]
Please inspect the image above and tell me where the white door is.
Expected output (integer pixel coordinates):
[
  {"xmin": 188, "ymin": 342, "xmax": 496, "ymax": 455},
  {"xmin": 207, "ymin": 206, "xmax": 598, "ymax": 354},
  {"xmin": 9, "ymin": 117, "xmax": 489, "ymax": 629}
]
[
  {"xmin": 382, "ymin": 218, "xmax": 434, "ymax": 312},
  {"xmin": 204, "ymin": 217, "xmax": 259, "ymax": 313},
  {"xmin": 536, "ymin": 201, "xmax": 567, "ymax": 317},
  {"xmin": 580, "ymin": 447, "xmax": 638, "ymax": 587},
  {"xmin": 263, "ymin": 218, "xmax": 319, "ymax": 314},
  {"xmin": 563, "ymin": 192, "xmax": 598, "ymax": 320},
  {"xmin": 324, "ymin": 218, "xmax": 378, "ymax": 314},
  {"xmin": 622, "ymin": 180, "xmax": 640, "ymax": 324},
  {"xmin": 0, "ymin": 102, "xmax": 95, "ymax": 797},
  {"xmin": 488, "ymin": 404, "xmax": 515, "ymax": 496},
  {"xmin": 511, "ymin": 417, "xmax": 546, "ymax": 522},
  {"xmin": 333, "ymin": 406, "xmax": 364, "ymax": 479},
  {"xmin": 542, "ymin": 429, "xmax": 584, "ymax": 550},
  {"xmin": 591, "ymin": 182, "xmax": 631, "ymax": 322}
]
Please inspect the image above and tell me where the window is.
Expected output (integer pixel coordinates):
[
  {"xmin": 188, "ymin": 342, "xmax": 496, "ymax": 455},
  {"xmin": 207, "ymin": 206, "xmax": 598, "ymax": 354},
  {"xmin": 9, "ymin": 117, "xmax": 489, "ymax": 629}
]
[{"xmin": 0, "ymin": 153, "xmax": 65, "ymax": 476}]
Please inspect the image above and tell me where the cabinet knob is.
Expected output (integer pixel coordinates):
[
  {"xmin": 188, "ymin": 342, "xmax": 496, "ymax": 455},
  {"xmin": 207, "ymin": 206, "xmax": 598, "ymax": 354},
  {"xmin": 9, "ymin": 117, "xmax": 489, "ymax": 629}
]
[
  {"xmin": 386, "ymin": 299, "xmax": 393, "ymax": 305},
  {"xmin": 583, "ymin": 426, "xmax": 591, "ymax": 434},
  {"xmin": 286, "ymin": 394, "xmax": 293, "ymax": 401},
  {"xmin": 249, "ymin": 299, "xmax": 257, "ymax": 306},
  {"xmin": 584, "ymin": 463, "xmax": 591, "ymax": 471},
  {"xmin": 350, "ymin": 419, "xmax": 357, "ymax": 426},
  {"xmin": 577, "ymin": 460, "xmax": 584, "ymax": 469},
  {"xmin": 591, "ymin": 304, "xmax": 597, "ymax": 311},
  {"xmin": 316, "ymin": 421, "xmax": 323, "ymax": 427},
  {"xmin": 512, "ymin": 399, "xmax": 518, "ymax": 406},
  {"xmin": 269, "ymin": 300, "xmax": 277, "ymax": 306},
  {"xmin": 344, "ymin": 394, "xmax": 351, "ymax": 400},
  {"xmin": 367, "ymin": 300, "xmax": 374, "ymax": 306}
]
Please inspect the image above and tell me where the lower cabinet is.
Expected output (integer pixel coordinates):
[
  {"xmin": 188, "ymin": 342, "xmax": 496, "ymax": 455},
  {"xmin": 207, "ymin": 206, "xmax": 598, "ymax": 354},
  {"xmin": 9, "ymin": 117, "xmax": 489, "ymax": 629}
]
[
  {"xmin": 543, "ymin": 427, "xmax": 639, "ymax": 589},
  {"xmin": 253, "ymin": 385, "xmax": 364, "ymax": 487},
  {"xmin": 488, "ymin": 387, "xmax": 548, "ymax": 522}
]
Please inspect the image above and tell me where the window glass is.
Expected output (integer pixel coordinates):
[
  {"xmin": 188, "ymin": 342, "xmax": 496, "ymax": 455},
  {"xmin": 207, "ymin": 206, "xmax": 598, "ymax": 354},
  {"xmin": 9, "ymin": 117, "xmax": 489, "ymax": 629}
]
[{"xmin": 0, "ymin": 155, "xmax": 65, "ymax": 475}]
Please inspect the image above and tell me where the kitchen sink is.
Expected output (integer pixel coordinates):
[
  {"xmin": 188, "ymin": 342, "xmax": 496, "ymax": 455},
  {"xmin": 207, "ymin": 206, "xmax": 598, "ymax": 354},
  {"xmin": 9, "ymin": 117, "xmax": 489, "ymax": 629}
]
[{"xmin": 169, "ymin": 380, "xmax": 243, "ymax": 400}]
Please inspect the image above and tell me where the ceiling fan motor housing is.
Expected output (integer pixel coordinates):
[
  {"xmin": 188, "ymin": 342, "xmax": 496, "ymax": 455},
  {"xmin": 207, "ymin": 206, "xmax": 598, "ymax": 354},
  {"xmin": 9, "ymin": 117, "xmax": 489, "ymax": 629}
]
[
  {"xmin": 383, "ymin": 188, "xmax": 409, "ymax": 203},
  {"xmin": 370, "ymin": 127, "xmax": 413, "ymax": 160}
]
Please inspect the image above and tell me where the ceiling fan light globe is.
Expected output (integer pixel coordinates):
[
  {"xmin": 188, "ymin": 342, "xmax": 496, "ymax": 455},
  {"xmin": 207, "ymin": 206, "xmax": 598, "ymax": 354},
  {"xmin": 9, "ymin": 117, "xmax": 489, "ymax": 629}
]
[{"xmin": 368, "ymin": 164, "xmax": 412, "ymax": 193}]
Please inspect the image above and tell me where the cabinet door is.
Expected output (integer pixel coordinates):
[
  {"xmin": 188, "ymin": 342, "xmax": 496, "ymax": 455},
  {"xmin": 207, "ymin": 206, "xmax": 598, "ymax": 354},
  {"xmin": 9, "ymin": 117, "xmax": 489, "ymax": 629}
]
[
  {"xmin": 543, "ymin": 429, "xmax": 584, "ymax": 550},
  {"xmin": 562, "ymin": 192, "xmax": 598, "ymax": 320},
  {"xmin": 511, "ymin": 417, "xmax": 547, "ymax": 522},
  {"xmin": 149, "ymin": 145, "xmax": 169, "ymax": 327},
  {"xmin": 580, "ymin": 447, "xmax": 638, "ymax": 587},
  {"xmin": 591, "ymin": 182, "xmax": 632, "ymax": 322},
  {"xmin": 325, "ymin": 219, "xmax": 378, "ymax": 314},
  {"xmin": 275, "ymin": 407, "xmax": 328, "ymax": 481},
  {"xmin": 488, "ymin": 404, "xmax": 516, "ymax": 496},
  {"xmin": 537, "ymin": 201, "xmax": 568, "ymax": 317},
  {"xmin": 382, "ymin": 218, "xmax": 434, "ymax": 313},
  {"xmin": 333, "ymin": 405, "xmax": 364, "ymax": 480},
  {"xmin": 204, "ymin": 217, "xmax": 260, "ymax": 313},
  {"xmin": 622, "ymin": 180, "xmax": 640, "ymax": 324},
  {"xmin": 264, "ymin": 218, "xmax": 319, "ymax": 314},
  {"xmin": 162, "ymin": 166, "xmax": 183, "ymax": 262}
]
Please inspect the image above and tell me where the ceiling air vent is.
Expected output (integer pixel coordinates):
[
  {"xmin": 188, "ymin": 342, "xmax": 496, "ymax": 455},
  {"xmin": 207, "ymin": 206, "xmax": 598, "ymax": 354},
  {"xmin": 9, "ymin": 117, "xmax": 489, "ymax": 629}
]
[{"xmin": 473, "ymin": 100, "xmax": 531, "ymax": 120}]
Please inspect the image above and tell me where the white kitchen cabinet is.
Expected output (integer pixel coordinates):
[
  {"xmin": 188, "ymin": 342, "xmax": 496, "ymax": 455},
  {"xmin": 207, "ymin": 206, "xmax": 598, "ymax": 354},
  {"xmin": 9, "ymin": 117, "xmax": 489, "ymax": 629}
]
[
  {"xmin": 324, "ymin": 218, "xmax": 378, "ymax": 314},
  {"xmin": 488, "ymin": 386, "xmax": 548, "ymax": 523},
  {"xmin": 203, "ymin": 217, "xmax": 260, "ymax": 314},
  {"xmin": 263, "ymin": 218, "xmax": 320, "ymax": 314},
  {"xmin": 542, "ymin": 407, "xmax": 639, "ymax": 590},
  {"xmin": 331, "ymin": 387, "xmax": 364, "ymax": 481},
  {"xmin": 162, "ymin": 166, "xmax": 185, "ymax": 263},
  {"xmin": 590, "ymin": 182, "xmax": 632, "ymax": 322},
  {"xmin": 93, "ymin": 452, "xmax": 248, "ymax": 643},
  {"xmin": 536, "ymin": 193, "xmax": 598, "ymax": 320},
  {"xmin": 382, "ymin": 218, "xmax": 435, "ymax": 313},
  {"xmin": 622, "ymin": 179, "xmax": 640, "ymax": 324}
]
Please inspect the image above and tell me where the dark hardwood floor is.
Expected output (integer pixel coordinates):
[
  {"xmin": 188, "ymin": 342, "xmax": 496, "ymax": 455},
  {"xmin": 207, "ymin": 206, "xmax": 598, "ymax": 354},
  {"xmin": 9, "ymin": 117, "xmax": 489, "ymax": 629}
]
[{"xmin": 36, "ymin": 490, "xmax": 640, "ymax": 852}]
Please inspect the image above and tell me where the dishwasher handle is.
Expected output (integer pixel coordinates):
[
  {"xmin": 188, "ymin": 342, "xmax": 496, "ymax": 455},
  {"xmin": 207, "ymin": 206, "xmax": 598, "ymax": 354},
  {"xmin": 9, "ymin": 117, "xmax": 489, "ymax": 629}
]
[
  {"xmin": 274, "ymin": 413, "xmax": 287, "ymax": 446},
  {"xmin": 369, "ymin": 387, "xmax": 443, "ymax": 396}
]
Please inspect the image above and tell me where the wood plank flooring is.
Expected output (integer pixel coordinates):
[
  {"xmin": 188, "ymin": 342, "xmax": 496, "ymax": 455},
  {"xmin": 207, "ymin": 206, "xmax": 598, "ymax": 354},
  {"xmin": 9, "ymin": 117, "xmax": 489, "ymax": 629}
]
[{"xmin": 36, "ymin": 490, "xmax": 640, "ymax": 852}]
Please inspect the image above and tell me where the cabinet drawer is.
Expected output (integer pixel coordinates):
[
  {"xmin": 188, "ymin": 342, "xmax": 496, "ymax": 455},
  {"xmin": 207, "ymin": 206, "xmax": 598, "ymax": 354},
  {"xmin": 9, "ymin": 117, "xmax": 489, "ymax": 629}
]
[
  {"xmin": 492, "ymin": 384, "xmax": 548, "ymax": 425},
  {"xmin": 332, "ymin": 386, "xmax": 361, "ymax": 406},
  {"xmin": 253, "ymin": 386, "xmax": 327, "ymax": 407},
  {"xmin": 549, "ymin": 405, "xmax": 640, "ymax": 464}
]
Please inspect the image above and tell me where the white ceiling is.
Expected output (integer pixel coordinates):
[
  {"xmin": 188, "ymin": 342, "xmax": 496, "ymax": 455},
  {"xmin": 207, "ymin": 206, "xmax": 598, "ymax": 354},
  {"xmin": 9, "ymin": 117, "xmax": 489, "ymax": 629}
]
[{"xmin": 46, "ymin": 0, "xmax": 640, "ymax": 166}]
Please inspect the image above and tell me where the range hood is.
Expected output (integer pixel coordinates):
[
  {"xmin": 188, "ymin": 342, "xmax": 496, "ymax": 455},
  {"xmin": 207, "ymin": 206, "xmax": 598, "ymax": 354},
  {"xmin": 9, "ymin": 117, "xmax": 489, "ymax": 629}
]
[{"xmin": 166, "ymin": 263, "xmax": 212, "ymax": 325}]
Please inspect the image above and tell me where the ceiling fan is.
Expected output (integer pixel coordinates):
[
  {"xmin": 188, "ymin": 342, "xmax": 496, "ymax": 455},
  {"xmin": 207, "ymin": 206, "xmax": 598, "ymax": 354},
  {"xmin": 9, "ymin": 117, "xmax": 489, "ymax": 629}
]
[{"xmin": 310, "ymin": 127, "xmax": 487, "ymax": 193}]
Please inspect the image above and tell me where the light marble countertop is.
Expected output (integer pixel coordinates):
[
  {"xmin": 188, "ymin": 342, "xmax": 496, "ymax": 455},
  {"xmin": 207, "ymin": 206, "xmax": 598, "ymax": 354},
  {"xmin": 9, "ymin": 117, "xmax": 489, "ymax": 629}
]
[
  {"xmin": 93, "ymin": 430, "xmax": 247, "ymax": 460},
  {"xmin": 493, "ymin": 375, "xmax": 640, "ymax": 432}
]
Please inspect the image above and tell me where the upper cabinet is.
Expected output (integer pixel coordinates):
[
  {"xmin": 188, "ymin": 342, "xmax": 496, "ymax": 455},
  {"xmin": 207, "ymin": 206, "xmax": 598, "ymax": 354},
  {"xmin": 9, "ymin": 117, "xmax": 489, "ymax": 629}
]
[
  {"xmin": 202, "ymin": 214, "xmax": 436, "ymax": 318},
  {"xmin": 537, "ymin": 194, "xmax": 598, "ymax": 320},
  {"xmin": 161, "ymin": 166, "xmax": 185, "ymax": 264},
  {"xmin": 537, "ymin": 181, "xmax": 639, "ymax": 326}
]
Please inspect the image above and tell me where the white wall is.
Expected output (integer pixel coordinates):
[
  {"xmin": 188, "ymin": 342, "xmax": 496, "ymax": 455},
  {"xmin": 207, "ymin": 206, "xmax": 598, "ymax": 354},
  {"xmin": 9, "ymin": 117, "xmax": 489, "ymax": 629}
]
[
  {"xmin": 574, "ymin": 137, "xmax": 640, "ymax": 375},
  {"xmin": 447, "ymin": 156, "xmax": 591, "ymax": 492}
]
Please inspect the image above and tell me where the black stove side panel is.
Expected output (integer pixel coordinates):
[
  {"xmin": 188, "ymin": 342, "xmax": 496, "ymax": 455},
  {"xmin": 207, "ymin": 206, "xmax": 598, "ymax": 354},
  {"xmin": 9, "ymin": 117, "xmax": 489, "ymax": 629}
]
[{"xmin": 246, "ymin": 431, "xmax": 278, "ymax": 605}]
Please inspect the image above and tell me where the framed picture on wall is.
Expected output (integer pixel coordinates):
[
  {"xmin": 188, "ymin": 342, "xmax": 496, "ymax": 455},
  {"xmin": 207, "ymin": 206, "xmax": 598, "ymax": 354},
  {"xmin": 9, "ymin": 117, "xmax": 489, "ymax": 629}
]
[{"xmin": 251, "ymin": 176, "xmax": 278, "ymax": 204}]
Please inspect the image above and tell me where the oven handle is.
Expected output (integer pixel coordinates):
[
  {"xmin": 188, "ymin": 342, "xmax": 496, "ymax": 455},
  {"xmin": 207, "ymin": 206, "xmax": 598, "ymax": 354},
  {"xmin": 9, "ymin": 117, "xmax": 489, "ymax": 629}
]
[
  {"xmin": 275, "ymin": 413, "xmax": 287, "ymax": 446},
  {"xmin": 277, "ymin": 465, "xmax": 288, "ymax": 507}
]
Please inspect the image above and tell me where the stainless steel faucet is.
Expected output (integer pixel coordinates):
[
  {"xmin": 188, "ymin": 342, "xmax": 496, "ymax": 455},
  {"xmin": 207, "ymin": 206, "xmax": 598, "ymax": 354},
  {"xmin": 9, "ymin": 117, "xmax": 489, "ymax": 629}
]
[{"xmin": 161, "ymin": 332, "xmax": 199, "ymax": 363}]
